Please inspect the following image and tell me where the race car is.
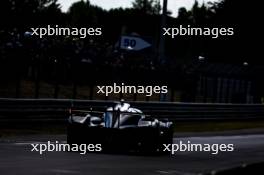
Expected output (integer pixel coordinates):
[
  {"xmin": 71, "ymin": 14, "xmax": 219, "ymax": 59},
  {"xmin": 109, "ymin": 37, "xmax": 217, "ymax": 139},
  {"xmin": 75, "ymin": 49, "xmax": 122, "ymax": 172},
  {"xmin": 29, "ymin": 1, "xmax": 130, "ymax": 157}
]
[{"xmin": 67, "ymin": 101, "xmax": 173, "ymax": 153}]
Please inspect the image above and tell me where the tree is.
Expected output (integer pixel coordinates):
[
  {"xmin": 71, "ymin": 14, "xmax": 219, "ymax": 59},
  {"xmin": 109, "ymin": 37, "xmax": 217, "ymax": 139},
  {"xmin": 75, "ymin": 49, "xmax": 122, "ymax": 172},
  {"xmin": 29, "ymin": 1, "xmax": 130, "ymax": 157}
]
[
  {"xmin": 190, "ymin": 0, "xmax": 211, "ymax": 24},
  {"xmin": 208, "ymin": 0, "xmax": 261, "ymax": 63},
  {"xmin": 132, "ymin": 0, "xmax": 161, "ymax": 15},
  {"xmin": 177, "ymin": 7, "xmax": 191, "ymax": 24},
  {"xmin": 68, "ymin": 0, "xmax": 105, "ymax": 26},
  {"xmin": 0, "ymin": 0, "xmax": 61, "ymax": 28},
  {"xmin": 39, "ymin": 0, "xmax": 63, "ymax": 24}
]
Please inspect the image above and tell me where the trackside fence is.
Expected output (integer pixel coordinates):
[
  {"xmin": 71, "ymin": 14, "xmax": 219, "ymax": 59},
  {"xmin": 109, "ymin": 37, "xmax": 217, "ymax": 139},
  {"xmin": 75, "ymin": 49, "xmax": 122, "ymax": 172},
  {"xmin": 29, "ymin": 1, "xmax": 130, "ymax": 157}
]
[{"xmin": 0, "ymin": 98, "xmax": 264, "ymax": 123}]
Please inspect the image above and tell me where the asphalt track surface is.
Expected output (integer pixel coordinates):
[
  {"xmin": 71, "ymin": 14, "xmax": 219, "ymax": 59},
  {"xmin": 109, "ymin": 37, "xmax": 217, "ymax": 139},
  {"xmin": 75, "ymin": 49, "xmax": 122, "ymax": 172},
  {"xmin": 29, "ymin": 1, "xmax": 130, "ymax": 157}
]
[{"xmin": 0, "ymin": 133, "xmax": 264, "ymax": 175}]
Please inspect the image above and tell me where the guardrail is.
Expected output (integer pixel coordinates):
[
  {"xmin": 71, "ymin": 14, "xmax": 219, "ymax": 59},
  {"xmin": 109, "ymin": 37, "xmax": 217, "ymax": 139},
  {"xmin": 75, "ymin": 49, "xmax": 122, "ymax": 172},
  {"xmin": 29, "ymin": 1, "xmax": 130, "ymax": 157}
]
[{"xmin": 0, "ymin": 98, "xmax": 264, "ymax": 123}]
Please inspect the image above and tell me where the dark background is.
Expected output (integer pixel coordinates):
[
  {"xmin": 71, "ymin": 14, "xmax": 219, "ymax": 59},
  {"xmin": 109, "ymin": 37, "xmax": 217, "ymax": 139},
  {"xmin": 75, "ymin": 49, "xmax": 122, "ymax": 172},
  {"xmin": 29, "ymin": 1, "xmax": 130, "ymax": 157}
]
[{"xmin": 0, "ymin": 0, "xmax": 263, "ymax": 103}]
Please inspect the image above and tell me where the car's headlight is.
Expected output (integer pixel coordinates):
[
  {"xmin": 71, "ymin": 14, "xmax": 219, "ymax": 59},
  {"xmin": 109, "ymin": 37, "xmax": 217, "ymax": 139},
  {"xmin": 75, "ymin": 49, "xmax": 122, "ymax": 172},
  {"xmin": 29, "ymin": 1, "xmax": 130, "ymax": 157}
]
[
  {"xmin": 90, "ymin": 117, "xmax": 103, "ymax": 126},
  {"xmin": 138, "ymin": 120, "xmax": 152, "ymax": 127},
  {"xmin": 71, "ymin": 115, "xmax": 88, "ymax": 124}
]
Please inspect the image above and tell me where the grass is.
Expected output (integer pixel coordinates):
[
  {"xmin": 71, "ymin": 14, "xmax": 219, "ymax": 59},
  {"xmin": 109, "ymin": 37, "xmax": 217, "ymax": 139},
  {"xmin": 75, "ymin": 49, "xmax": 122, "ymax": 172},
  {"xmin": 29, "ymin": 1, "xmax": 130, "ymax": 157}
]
[
  {"xmin": 174, "ymin": 120, "xmax": 264, "ymax": 133},
  {"xmin": 1, "ymin": 120, "xmax": 264, "ymax": 138},
  {"xmin": 0, "ymin": 123, "xmax": 67, "ymax": 137}
]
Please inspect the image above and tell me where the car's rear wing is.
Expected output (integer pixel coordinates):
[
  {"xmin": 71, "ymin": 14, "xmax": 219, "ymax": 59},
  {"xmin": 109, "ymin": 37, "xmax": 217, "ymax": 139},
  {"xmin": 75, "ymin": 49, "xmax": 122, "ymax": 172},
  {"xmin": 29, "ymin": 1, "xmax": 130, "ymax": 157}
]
[{"xmin": 69, "ymin": 108, "xmax": 104, "ymax": 117}]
